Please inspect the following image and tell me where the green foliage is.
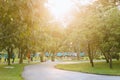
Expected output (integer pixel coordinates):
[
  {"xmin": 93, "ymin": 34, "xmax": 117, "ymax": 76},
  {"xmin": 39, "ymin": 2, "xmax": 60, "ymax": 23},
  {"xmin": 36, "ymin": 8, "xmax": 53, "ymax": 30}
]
[{"xmin": 0, "ymin": 0, "xmax": 120, "ymax": 65}]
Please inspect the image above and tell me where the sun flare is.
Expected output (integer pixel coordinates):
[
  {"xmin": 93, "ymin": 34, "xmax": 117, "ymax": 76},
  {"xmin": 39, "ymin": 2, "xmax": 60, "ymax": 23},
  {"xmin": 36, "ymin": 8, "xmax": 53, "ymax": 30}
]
[
  {"xmin": 45, "ymin": 0, "xmax": 74, "ymax": 19},
  {"xmin": 45, "ymin": 0, "xmax": 95, "ymax": 27}
]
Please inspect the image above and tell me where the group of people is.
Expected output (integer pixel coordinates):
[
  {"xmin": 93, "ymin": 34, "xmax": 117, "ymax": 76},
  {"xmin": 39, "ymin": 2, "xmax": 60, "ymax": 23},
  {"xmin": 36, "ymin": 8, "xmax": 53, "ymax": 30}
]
[{"xmin": 0, "ymin": 53, "xmax": 15, "ymax": 63}]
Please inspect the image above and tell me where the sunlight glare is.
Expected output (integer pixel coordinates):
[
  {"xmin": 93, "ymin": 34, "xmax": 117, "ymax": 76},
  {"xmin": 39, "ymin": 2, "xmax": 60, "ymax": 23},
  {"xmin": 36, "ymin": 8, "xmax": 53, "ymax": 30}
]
[
  {"xmin": 45, "ymin": 0, "xmax": 95, "ymax": 28},
  {"xmin": 45, "ymin": 0, "xmax": 74, "ymax": 19}
]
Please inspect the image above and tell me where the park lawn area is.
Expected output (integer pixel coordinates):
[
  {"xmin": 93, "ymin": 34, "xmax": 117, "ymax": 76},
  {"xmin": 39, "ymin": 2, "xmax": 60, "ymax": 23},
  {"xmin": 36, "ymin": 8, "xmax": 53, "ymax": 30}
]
[
  {"xmin": 0, "ymin": 64, "xmax": 26, "ymax": 80},
  {"xmin": 56, "ymin": 61, "xmax": 120, "ymax": 76}
]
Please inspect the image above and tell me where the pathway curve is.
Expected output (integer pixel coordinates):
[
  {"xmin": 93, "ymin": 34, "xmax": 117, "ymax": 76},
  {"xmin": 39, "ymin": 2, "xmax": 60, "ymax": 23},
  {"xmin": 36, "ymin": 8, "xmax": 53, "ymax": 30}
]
[{"xmin": 22, "ymin": 61, "xmax": 120, "ymax": 80}]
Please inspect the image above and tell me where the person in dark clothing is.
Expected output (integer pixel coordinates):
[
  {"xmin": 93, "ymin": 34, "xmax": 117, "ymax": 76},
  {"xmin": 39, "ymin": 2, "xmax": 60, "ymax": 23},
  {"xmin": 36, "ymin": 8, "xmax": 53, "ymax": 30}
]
[{"xmin": 12, "ymin": 53, "xmax": 15, "ymax": 63}]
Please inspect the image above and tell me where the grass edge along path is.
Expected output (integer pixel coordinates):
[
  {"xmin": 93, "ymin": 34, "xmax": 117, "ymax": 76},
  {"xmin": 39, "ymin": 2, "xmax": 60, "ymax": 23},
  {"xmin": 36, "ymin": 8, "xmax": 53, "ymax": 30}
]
[
  {"xmin": 56, "ymin": 61, "xmax": 120, "ymax": 76},
  {"xmin": 0, "ymin": 64, "xmax": 26, "ymax": 80}
]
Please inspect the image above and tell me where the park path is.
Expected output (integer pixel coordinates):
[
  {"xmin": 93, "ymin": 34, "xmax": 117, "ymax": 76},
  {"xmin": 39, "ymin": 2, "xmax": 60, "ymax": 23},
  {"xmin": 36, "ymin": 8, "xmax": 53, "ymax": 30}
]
[{"xmin": 22, "ymin": 61, "xmax": 120, "ymax": 80}]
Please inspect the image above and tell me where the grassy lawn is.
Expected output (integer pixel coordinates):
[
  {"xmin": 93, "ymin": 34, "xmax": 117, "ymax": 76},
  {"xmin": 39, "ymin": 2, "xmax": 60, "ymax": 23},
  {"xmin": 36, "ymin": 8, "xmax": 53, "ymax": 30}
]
[
  {"xmin": 0, "ymin": 64, "xmax": 26, "ymax": 80},
  {"xmin": 0, "ymin": 57, "xmax": 40, "ymax": 80},
  {"xmin": 56, "ymin": 61, "xmax": 120, "ymax": 76}
]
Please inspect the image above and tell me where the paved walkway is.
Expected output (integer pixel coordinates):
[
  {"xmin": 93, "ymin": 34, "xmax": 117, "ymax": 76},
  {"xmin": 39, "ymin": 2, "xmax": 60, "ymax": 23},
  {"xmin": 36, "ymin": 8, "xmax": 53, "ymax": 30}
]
[{"xmin": 22, "ymin": 62, "xmax": 120, "ymax": 80}]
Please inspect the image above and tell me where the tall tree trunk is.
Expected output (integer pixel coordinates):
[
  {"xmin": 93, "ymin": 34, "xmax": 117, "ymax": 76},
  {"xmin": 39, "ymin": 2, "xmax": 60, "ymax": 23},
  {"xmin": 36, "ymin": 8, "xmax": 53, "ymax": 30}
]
[
  {"xmin": 7, "ymin": 48, "xmax": 11, "ymax": 65},
  {"xmin": 100, "ymin": 49, "xmax": 109, "ymax": 63},
  {"xmin": 40, "ymin": 52, "xmax": 44, "ymax": 62},
  {"xmin": 19, "ymin": 48, "xmax": 23, "ymax": 64},
  {"xmin": 88, "ymin": 43, "xmax": 94, "ymax": 67},
  {"xmin": 103, "ymin": 52, "xmax": 109, "ymax": 63},
  {"xmin": 108, "ymin": 53, "xmax": 112, "ymax": 69}
]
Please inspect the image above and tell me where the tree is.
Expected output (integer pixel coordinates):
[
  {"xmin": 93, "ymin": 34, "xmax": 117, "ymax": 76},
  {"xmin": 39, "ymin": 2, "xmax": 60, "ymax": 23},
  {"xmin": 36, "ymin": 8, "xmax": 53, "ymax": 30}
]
[{"xmin": 98, "ymin": 6, "xmax": 120, "ymax": 68}]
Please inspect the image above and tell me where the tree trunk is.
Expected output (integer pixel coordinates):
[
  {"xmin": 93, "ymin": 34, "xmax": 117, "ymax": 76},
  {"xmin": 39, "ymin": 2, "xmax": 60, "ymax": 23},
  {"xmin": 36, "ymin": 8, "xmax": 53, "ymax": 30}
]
[
  {"xmin": 51, "ymin": 53, "xmax": 55, "ymax": 62},
  {"xmin": 108, "ymin": 53, "xmax": 112, "ymax": 69},
  {"xmin": 7, "ymin": 48, "xmax": 11, "ymax": 65},
  {"xmin": 88, "ymin": 43, "xmax": 94, "ymax": 67},
  {"xmin": 116, "ymin": 54, "xmax": 119, "ymax": 61},
  {"xmin": 103, "ymin": 52, "xmax": 109, "ymax": 63},
  {"xmin": 77, "ymin": 53, "xmax": 80, "ymax": 60},
  {"xmin": 40, "ymin": 52, "xmax": 44, "ymax": 62},
  {"xmin": 100, "ymin": 49, "xmax": 109, "ymax": 63},
  {"xmin": 19, "ymin": 48, "xmax": 23, "ymax": 64},
  {"xmin": 19, "ymin": 53, "xmax": 23, "ymax": 64}
]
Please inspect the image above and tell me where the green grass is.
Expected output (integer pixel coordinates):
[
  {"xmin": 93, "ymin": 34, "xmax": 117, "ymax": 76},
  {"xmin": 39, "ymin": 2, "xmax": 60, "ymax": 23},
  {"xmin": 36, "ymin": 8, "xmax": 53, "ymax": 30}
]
[
  {"xmin": 0, "ymin": 58, "xmax": 40, "ymax": 80},
  {"xmin": 0, "ymin": 64, "xmax": 26, "ymax": 80},
  {"xmin": 56, "ymin": 61, "xmax": 120, "ymax": 76}
]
